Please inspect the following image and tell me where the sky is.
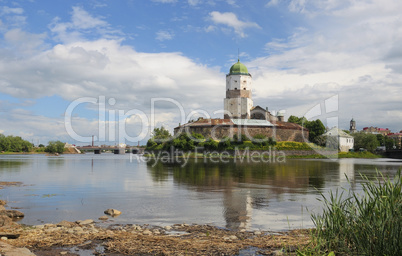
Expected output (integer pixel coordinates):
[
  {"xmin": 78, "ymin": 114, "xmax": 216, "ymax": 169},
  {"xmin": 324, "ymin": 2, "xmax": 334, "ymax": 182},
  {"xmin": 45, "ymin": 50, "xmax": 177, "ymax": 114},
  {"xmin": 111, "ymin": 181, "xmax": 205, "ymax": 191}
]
[{"xmin": 0, "ymin": 0, "xmax": 401, "ymax": 146}]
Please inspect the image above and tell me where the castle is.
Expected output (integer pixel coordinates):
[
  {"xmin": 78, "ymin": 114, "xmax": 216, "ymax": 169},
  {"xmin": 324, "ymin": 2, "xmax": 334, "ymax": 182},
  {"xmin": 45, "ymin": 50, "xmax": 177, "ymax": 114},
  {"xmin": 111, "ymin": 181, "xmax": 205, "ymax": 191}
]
[{"xmin": 174, "ymin": 60, "xmax": 308, "ymax": 142}]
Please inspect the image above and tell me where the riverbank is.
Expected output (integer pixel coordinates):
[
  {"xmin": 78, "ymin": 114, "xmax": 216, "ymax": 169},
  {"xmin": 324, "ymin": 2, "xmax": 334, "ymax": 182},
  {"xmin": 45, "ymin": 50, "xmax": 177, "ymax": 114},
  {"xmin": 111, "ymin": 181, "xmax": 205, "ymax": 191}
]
[{"xmin": 1, "ymin": 220, "xmax": 310, "ymax": 255}]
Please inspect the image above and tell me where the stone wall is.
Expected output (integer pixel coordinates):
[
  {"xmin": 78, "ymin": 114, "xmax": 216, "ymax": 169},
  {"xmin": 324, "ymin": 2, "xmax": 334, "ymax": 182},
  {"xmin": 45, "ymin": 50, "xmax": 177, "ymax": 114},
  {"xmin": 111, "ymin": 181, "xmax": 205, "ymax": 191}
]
[
  {"xmin": 226, "ymin": 89, "xmax": 252, "ymax": 99},
  {"xmin": 174, "ymin": 125, "xmax": 309, "ymax": 143}
]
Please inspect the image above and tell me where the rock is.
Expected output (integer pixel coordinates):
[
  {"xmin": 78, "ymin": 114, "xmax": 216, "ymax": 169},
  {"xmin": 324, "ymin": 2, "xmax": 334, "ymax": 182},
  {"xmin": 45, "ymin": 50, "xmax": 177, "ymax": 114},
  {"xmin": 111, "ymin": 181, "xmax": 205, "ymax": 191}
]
[
  {"xmin": 73, "ymin": 227, "xmax": 84, "ymax": 233},
  {"xmin": 98, "ymin": 215, "xmax": 108, "ymax": 221},
  {"xmin": 34, "ymin": 225, "xmax": 45, "ymax": 229},
  {"xmin": 0, "ymin": 215, "xmax": 13, "ymax": 227},
  {"xmin": 254, "ymin": 231, "xmax": 262, "ymax": 235},
  {"xmin": 60, "ymin": 251, "xmax": 68, "ymax": 255},
  {"xmin": 142, "ymin": 229, "xmax": 152, "ymax": 235},
  {"xmin": 164, "ymin": 226, "xmax": 172, "ymax": 230},
  {"xmin": 0, "ymin": 210, "xmax": 24, "ymax": 218},
  {"xmin": 0, "ymin": 205, "xmax": 6, "ymax": 211},
  {"xmin": 104, "ymin": 209, "xmax": 121, "ymax": 216},
  {"xmin": 223, "ymin": 235, "xmax": 238, "ymax": 241},
  {"xmin": 76, "ymin": 219, "xmax": 94, "ymax": 225},
  {"xmin": 44, "ymin": 224, "xmax": 56, "ymax": 229},
  {"xmin": 1, "ymin": 236, "xmax": 7, "ymax": 240},
  {"xmin": 0, "ymin": 241, "xmax": 36, "ymax": 256},
  {"xmin": 57, "ymin": 220, "xmax": 77, "ymax": 228},
  {"xmin": 153, "ymin": 229, "xmax": 160, "ymax": 235},
  {"xmin": 0, "ymin": 200, "xmax": 7, "ymax": 205}
]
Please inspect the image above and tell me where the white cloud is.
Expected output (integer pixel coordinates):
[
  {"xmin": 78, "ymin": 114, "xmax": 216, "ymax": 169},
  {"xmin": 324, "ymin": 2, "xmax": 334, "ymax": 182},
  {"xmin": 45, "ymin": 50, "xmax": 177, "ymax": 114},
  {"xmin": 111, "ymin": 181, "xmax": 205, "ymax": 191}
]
[
  {"xmin": 250, "ymin": 0, "xmax": 402, "ymax": 131},
  {"xmin": 0, "ymin": 6, "xmax": 24, "ymax": 15},
  {"xmin": 208, "ymin": 11, "xmax": 260, "ymax": 38},
  {"xmin": 4, "ymin": 28, "xmax": 47, "ymax": 56},
  {"xmin": 188, "ymin": 0, "xmax": 200, "ymax": 6},
  {"xmin": 0, "ymin": 37, "xmax": 224, "ymax": 143},
  {"xmin": 155, "ymin": 30, "xmax": 175, "ymax": 41},
  {"xmin": 265, "ymin": 0, "xmax": 280, "ymax": 7},
  {"xmin": 49, "ymin": 6, "xmax": 120, "ymax": 43}
]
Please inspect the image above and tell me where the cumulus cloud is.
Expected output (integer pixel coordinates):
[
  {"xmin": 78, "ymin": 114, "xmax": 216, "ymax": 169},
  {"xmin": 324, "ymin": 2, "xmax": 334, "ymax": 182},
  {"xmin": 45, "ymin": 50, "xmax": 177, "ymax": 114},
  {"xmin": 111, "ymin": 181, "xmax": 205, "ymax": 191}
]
[
  {"xmin": 251, "ymin": 0, "xmax": 402, "ymax": 131},
  {"xmin": 49, "ymin": 6, "xmax": 119, "ymax": 43},
  {"xmin": 208, "ymin": 11, "xmax": 260, "ymax": 38},
  {"xmin": 155, "ymin": 30, "xmax": 175, "ymax": 41}
]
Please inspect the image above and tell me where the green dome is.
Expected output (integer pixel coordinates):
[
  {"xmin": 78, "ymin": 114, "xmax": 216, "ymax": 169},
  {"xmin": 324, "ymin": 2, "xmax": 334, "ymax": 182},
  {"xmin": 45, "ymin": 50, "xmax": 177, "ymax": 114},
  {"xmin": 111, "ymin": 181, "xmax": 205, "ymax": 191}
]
[{"xmin": 229, "ymin": 60, "xmax": 249, "ymax": 75}]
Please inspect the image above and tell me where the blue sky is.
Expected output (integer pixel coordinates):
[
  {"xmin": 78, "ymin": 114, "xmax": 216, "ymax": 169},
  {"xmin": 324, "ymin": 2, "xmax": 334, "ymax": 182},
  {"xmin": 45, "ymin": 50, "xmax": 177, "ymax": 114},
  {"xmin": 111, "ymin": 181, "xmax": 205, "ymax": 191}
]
[{"xmin": 0, "ymin": 0, "xmax": 402, "ymax": 145}]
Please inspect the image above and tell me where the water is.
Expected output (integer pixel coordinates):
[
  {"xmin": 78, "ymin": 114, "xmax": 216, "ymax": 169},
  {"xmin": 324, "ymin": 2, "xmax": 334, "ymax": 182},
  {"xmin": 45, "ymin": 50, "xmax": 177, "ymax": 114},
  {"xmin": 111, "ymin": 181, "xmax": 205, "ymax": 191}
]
[{"xmin": 0, "ymin": 154, "xmax": 401, "ymax": 231}]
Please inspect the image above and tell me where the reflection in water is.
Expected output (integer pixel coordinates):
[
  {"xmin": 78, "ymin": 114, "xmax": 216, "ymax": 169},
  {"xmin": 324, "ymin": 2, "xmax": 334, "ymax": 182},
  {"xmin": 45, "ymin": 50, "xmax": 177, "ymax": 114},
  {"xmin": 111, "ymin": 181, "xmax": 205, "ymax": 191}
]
[
  {"xmin": 47, "ymin": 157, "xmax": 65, "ymax": 167},
  {"xmin": 147, "ymin": 158, "xmax": 339, "ymax": 230},
  {"xmin": 147, "ymin": 158, "xmax": 401, "ymax": 230}
]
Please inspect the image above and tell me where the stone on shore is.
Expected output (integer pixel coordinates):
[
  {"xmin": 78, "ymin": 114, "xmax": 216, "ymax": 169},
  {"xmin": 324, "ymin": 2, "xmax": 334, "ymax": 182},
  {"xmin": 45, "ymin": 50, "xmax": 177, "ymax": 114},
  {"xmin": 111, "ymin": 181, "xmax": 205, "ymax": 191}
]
[
  {"xmin": 0, "ymin": 215, "xmax": 13, "ymax": 227},
  {"xmin": 0, "ymin": 210, "xmax": 24, "ymax": 219},
  {"xmin": 57, "ymin": 220, "xmax": 78, "ymax": 228},
  {"xmin": 0, "ymin": 241, "xmax": 36, "ymax": 256},
  {"xmin": 0, "ymin": 200, "xmax": 7, "ymax": 205},
  {"xmin": 76, "ymin": 219, "xmax": 94, "ymax": 225},
  {"xmin": 104, "ymin": 209, "xmax": 121, "ymax": 217},
  {"xmin": 98, "ymin": 215, "xmax": 108, "ymax": 221}
]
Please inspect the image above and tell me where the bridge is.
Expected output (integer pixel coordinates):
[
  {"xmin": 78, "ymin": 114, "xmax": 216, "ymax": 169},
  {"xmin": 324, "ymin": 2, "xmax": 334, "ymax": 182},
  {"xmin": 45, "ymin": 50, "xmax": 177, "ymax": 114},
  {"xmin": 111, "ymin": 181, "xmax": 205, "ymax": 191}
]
[{"xmin": 76, "ymin": 146, "xmax": 145, "ymax": 155}]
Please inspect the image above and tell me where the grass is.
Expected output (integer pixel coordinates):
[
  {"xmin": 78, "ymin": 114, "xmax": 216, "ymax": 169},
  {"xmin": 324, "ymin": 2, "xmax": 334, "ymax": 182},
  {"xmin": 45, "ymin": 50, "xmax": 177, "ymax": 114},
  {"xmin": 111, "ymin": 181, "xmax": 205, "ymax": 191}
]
[{"xmin": 302, "ymin": 169, "xmax": 402, "ymax": 255}]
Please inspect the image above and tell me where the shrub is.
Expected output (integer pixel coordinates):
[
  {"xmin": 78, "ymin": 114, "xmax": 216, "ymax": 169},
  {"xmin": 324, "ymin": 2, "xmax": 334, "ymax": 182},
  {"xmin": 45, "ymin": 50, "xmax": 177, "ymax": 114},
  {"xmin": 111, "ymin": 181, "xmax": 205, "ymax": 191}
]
[
  {"xmin": 45, "ymin": 141, "xmax": 65, "ymax": 154},
  {"xmin": 275, "ymin": 141, "xmax": 312, "ymax": 150},
  {"xmin": 308, "ymin": 170, "xmax": 402, "ymax": 255}
]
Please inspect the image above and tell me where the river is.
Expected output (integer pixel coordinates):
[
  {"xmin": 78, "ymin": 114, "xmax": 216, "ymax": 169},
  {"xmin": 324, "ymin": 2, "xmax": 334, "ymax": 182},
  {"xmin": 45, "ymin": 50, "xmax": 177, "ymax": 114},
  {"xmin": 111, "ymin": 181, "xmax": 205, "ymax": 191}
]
[{"xmin": 0, "ymin": 154, "xmax": 401, "ymax": 231}]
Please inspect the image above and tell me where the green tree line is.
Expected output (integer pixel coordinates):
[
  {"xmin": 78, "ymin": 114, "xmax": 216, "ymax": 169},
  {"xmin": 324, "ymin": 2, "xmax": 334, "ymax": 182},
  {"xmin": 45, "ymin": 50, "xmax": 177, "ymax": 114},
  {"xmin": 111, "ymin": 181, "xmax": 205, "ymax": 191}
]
[
  {"xmin": 0, "ymin": 134, "xmax": 66, "ymax": 154},
  {"xmin": 0, "ymin": 134, "xmax": 33, "ymax": 152}
]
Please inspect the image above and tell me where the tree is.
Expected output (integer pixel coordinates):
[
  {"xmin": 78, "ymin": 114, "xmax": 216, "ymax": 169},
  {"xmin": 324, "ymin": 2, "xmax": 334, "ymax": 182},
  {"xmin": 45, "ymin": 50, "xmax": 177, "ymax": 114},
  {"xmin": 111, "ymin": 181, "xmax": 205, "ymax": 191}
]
[
  {"xmin": 287, "ymin": 115, "xmax": 308, "ymax": 126},
  {"xmin": 151, "ymin": 126, "xmax": 172, "ymax": 143},
  {"xmin": 352, "ymin": 132, "xmax": 379, "ymax": 152},
  {"xmin": 288, "ymin": 116, "xmax": 325, "ymax": 143},
  {"xmin": 305, "ymin": 119, "xmax": 326, "ymax": 143},
  {"xmin": 0, "ymin": 134, "xmax": 33, "ymax": 152},
  {"xmin": 45, "ymin": 141, "xmax": 65, "ymax": 154}
]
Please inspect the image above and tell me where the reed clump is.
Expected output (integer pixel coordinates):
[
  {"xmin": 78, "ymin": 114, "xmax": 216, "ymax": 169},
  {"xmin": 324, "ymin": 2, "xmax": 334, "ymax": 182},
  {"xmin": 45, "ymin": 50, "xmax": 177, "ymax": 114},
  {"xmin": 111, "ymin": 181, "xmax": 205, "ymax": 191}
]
[{"xmin": 309, "ymin": 169, "xmax": 402, "ymax": 255}]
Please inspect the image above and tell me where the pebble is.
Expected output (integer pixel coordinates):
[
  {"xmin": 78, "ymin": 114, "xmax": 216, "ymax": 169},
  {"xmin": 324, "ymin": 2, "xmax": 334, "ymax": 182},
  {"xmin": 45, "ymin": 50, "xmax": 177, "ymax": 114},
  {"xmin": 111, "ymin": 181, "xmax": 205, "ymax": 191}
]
[
  {"xmin": 98, "ymin": 215, "xmax": 108, "ymax": 221},
  {"xmin": 164, "ymin": 226, "xmax": 172, "ymax": 230},
  {"xmin": 1, "ymin": 236, "xmax": 8, "ymax": 240},
  {"xmin": 254, "ymin": 231, "xmax": 262, "ymax": 235},
  {"xmin": 77, "ymin": 219, "xmax": 94, "ymax": 225},
  {"xmin": 60, "ymin": 252, "xmax": 68, "ymax": 255}
]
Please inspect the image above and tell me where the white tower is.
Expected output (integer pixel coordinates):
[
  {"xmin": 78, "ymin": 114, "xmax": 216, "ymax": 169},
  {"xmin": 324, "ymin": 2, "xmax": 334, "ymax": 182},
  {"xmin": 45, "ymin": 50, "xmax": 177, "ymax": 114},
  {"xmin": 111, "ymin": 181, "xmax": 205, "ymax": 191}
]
[{"xmin": 224, "ymin": 59, "xmax": 253, "ymax": 119}]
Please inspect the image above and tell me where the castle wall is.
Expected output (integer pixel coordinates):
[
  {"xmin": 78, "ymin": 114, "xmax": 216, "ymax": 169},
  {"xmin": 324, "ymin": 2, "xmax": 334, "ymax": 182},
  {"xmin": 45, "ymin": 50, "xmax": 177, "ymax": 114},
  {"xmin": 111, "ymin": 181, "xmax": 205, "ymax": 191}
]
[{"xmin": 174, "ymin": 125, "xmax": 309, "ymax": 143}]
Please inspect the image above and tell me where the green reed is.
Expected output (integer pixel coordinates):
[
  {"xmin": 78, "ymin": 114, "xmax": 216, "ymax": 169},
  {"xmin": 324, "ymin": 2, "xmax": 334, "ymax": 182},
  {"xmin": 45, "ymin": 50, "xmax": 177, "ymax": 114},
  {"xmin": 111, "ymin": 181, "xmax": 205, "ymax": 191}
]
[{"xmin": 309, "ymin": 169, "xmax": 401, "ymax": 255}]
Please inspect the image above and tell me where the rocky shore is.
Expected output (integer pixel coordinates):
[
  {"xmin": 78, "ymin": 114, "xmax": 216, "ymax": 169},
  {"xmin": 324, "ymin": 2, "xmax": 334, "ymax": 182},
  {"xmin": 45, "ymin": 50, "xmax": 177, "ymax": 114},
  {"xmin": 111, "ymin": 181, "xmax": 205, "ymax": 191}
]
[{"xmin": 0, "ymin": 183, "xmax": 310, "ymax": 256}]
